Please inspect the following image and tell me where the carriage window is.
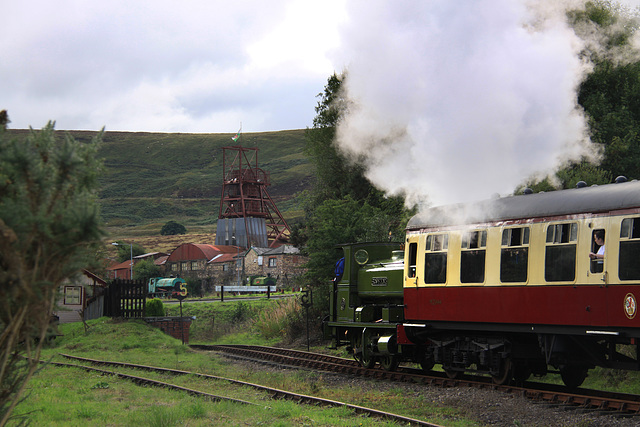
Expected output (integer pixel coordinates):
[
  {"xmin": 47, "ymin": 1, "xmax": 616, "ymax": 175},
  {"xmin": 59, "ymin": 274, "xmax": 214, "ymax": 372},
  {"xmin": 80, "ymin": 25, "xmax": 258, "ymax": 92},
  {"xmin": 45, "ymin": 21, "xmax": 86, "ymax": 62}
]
[
  {"xmin": 408, "ymin": 242, "xmax": 417, "ymax": 278},
  {"xmin": 545, "ymin": 223, "xmax": 577, "ymax": 282},
  {"xmin": 590, "ymin": 229, "xmax": 605, "ymax": 274},
  {"xmin": 425, "ymin": 233, "xmax": 448, "ymax": 284},
  {"xmin": 461, "ymin": 230, "xmax": 487, "ymax": 283},
  {"xmin": 500, "ymin": 227, "xmax": 529, "ymax": 283},
  {"xmin": 620, "ymin": 218, "xmax": 640, "ymax": 280}
]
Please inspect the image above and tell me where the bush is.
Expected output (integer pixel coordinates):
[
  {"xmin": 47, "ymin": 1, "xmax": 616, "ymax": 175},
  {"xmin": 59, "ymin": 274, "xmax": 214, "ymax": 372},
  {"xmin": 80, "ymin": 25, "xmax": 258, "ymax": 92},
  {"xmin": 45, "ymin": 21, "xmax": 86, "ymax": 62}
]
[
  {"xmin": 146, "ymin": 299, "xmax": 165, "ymax": 317},
  {"xmin": 160, "ymin": 220, "xmax": 186, "ymax": 235}
]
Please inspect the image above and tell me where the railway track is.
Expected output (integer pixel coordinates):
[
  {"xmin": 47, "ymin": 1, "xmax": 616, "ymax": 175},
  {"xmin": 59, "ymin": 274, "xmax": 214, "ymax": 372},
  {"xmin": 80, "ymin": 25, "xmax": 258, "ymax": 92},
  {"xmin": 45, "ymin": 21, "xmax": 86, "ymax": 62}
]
[
  {"xmin": 192, "ymin": 344, "xmax": 640, "ymax": 418},
  {"xmin": 56, "ymin": 353, "xmax": 441, "ymax": 427}
]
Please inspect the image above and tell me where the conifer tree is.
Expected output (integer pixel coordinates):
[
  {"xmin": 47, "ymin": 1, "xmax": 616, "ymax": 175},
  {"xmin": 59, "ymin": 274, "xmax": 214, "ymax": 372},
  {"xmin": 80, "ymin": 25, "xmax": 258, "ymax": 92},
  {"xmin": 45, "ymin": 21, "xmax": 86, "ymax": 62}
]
[{"xmin": 0, "ymin": 121, "xmax": 104, "ymax": 424}]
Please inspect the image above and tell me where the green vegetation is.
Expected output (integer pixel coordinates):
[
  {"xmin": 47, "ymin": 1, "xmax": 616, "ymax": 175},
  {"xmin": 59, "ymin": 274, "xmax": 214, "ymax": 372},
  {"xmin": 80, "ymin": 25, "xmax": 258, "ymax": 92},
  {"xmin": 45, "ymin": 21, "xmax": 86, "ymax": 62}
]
[
  {"xmin": 15, "ymin": 315, "xmax": 462, "ymax": 426},
  {"xmin": 291, "ymin": 74, "xmax": 415, "ymax": 316},
  {"xmin": 5, "ymin": 128, "xmax": 312, "ymax": 236},
  {"xmin": 94, "ymin": 129, "xmax": 310, "ymax": 233},
  {"xmin": 160, "ymin": 220, "xmax": 186, "ymax": 235},
  {"xmin": 0, "ymin": 123, "xmax": 105, "ymax": 424},
  {"xmin": 164, "ymin": 298, "xmax": 304, "ymax": 345},
  {"xmin": 525, "ymin": 1, "xmax": 640, "ymax": 191},
  {"xmin": 145, "ymin": 299, "xmax": 165, "ymax": 317}
]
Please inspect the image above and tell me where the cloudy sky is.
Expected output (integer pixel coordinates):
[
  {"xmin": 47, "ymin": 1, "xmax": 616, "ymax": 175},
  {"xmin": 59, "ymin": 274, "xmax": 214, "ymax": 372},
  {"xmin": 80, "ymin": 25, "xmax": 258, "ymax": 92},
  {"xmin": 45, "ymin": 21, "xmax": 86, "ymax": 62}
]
[
  {"xmin": 1, "ymin": 1, "xmax": 347, "ymax": 133},
  {"xmin": 4, "ymin": 0, "xmax": 640, "ymax": 206}
]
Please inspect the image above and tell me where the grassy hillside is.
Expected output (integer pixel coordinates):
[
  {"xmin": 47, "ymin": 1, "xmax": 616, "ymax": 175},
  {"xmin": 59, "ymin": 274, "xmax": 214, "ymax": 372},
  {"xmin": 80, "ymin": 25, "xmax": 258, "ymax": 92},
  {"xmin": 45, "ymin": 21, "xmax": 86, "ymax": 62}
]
[{"xmin": 8, "ymin": 128, "xmax": 315, "ymax": 240}]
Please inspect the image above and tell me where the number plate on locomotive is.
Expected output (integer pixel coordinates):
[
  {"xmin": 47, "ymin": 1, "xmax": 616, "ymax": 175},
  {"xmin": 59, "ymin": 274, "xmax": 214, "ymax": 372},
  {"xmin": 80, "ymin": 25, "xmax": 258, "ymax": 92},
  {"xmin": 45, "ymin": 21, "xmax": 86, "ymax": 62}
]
[{"xmin": 371, "ymin": 277, "xmax": 388, "ymax": 286}]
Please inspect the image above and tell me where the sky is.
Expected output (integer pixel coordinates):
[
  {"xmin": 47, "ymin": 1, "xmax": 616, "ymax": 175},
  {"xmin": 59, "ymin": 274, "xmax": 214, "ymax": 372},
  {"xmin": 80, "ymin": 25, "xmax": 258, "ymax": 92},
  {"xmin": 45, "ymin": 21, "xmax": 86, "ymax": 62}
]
[
  {"xmin": 4, "ymin": 1, "xmax": 640, "ymax": 207},
  {"xmin": 1, "ymin": 1, "xmax": 347, "ymax": 133}
]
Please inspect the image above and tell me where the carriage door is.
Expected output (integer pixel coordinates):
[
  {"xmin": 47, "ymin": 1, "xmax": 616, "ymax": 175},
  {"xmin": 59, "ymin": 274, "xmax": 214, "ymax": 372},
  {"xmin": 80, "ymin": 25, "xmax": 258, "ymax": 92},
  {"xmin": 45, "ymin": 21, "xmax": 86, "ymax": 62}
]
[{"xmin": 586, "ymin": 221, "xmax": 608, "ymax": 286}]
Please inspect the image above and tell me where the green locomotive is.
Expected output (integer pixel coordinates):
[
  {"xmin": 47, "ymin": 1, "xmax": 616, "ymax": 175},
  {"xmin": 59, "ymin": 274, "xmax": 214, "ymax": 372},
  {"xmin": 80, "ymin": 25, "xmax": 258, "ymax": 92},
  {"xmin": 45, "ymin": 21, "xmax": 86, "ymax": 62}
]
[{"xmin": 324, "ymin": 242, "xmax": 405, "ymax": 370}]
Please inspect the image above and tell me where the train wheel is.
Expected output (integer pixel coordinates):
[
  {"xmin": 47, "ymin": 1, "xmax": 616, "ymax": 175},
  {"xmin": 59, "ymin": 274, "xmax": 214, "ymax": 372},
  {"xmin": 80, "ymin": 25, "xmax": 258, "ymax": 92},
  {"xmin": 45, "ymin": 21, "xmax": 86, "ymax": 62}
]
[
  {"xmin": 512, "ymin": 362, "xmax": 531, "ymax": 385},
  {"xmin": 380, "ymin": 355, "xmax": 399, "ymax": 371},
  {"xmin": 360, "ymin": 352, "xmax": 377, "ymax": 369},
  {"xmin": 444, "ymin": 368, "xmax": 461, "ymax": 379},
  {"xmin": 420, "ymin": 357, "xmax": 435, "ymax": 372},
  {"xmin": 560, "ymin": 365, "xmax": 588, "ymax": 389},
  {"xmin": 353, "ymin": 335, "xmax": 377, "ymax": 369},
  {"xmin": 491, "ymin": 358, "xmax": 512, "ymax": 385}
]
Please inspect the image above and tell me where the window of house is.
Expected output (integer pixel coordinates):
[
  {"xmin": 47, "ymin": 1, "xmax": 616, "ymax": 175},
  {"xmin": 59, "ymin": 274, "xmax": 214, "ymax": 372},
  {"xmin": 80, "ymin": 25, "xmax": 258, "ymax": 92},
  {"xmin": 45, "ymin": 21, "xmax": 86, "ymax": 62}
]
[
  {"xmin": 171, "ymin": 263, "xmax": 178, "ymax": 272},
  {"xmin": 425, "ymin": 233, "xmax": 448, "ymax": 284},
  {"xmin": 191, "ymin": 261, "xmax": 199, "ymax": 270},
  {"xmin": 64, "ymin": 286, "xmax": 82, "ymax": 305},
  {"xmin": 181, "ymin": 261, "xmax": 189, "ymax": 271},
  {"xmin": 545, "ymin": 223, "xmax": 577, "ymax": 282},
  {"xmin": 460, "ymin": 230, "xmax": 487, "ymax": 283},
  {"xmin": 620, "ymin": 218, "xmax": 640, "ymax": 280},
  {"xmin": 268, "ymin": 258, "xmax": 277, "ymax": 267},
  {"xmin": 500, "ymin": 227, "xmax": 529, "ymax": 283},
  {"xmin": 222, "ymin": 264, "xmax": 229, "ymax": 272}
]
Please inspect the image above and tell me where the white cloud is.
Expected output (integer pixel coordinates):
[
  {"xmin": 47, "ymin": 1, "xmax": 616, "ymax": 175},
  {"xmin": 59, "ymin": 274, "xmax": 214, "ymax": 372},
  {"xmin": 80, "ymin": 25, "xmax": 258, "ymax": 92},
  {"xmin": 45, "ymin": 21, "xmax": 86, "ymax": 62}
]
[{"xmin": 0, "ymin": 0, "xmax": 346, "ymax": 132}]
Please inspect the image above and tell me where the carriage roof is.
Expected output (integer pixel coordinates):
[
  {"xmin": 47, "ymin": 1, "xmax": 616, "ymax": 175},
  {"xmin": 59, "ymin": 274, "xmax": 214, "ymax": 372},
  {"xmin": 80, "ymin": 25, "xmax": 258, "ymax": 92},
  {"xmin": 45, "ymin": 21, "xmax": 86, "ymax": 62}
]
[{"xmin": 407, "ymin": 180, "xmax": 640, "ymax": 230}]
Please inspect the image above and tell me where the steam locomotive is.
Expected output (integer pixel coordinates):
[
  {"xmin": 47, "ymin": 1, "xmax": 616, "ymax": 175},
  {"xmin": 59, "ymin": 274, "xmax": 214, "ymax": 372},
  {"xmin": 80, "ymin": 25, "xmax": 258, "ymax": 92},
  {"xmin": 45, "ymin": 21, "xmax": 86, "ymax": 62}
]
[
  {"xmin": 324, "ymin": 178, "xmax": 640, "ymax": 388},
  {"xmin": 148, "ymin": 277, "xmax": 188, "ymax": 298}
]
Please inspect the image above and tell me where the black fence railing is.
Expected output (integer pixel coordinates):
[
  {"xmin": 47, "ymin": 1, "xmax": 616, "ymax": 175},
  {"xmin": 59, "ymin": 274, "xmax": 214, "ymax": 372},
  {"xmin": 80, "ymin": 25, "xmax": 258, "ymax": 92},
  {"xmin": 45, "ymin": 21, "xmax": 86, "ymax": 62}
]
[{"xmin": 104, "ymin": 279, "xmax": 146, "ymax": 318}]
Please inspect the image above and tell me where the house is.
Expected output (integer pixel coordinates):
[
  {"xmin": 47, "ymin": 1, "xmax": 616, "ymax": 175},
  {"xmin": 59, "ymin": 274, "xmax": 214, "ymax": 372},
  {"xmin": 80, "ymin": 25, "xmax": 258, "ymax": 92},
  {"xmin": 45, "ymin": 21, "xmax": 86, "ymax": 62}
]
[
  {"xmin": 106, "ymin": 259, "xmax": 134, "ymax": 280},
  {"xmin": 54, "ymin": 269, "xmax": 107, "ymax": 324},
  {"xmin": 241, "ymin": 245, "xmax": 306, "ymax": 287},
  {"xmin": 165, "ymin": 243, "xmax": 240, "ymax": 279}
]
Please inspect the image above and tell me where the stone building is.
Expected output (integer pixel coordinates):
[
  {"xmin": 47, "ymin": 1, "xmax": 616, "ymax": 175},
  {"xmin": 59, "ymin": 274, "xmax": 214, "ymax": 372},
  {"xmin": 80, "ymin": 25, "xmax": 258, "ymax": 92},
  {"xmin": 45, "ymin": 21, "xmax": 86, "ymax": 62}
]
[
  {"xmin": 242, "ymin": 245, "xmax": 306, "ymax": 288},
  {"xmin": 165, "ymin": 243, "xmax": 240, "ymax": 279}
]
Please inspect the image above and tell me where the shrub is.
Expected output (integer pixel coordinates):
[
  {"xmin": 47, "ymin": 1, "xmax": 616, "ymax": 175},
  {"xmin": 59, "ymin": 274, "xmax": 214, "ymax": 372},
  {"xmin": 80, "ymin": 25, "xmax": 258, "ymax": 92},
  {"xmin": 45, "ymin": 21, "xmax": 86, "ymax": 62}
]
[
  {"xmin": 160, "ymin": 220, "xmax": 186, "ymax": 235},
  {"xmin": 146, "ymin": 299, "xmax": 165, "ymax": 317},
  {"xmin": 255, "ymin": 298, "xmax": 304, "ymax": 341}
]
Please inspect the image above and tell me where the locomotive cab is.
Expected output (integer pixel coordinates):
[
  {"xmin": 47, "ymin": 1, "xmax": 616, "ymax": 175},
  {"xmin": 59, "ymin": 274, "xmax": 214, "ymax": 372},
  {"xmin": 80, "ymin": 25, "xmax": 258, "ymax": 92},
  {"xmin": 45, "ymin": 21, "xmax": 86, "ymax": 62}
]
[{"xmin": 324, "ymin": 242, "xmax": 405, "ymax": 370}]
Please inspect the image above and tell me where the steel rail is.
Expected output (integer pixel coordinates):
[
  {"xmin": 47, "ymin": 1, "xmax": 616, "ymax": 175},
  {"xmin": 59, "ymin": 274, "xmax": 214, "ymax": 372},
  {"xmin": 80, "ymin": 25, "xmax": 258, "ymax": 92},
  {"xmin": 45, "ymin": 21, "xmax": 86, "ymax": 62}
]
[
  {"xmin": 193, "ymin": 344, "xmax": 640, "ymax": 417},
  {"xmin": 58, "ymin": 353, "xmax": 441, "ymax": 427},
  {"xmin": 49, "ymin": 361, "xmax": 256, "ymax": 406}
]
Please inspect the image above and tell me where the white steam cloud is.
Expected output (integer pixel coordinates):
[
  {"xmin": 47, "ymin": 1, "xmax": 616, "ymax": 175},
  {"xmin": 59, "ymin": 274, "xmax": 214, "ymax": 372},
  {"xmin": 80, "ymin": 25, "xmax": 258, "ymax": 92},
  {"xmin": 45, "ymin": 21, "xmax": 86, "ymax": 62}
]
[{"xmin": 333, "ymin": 0, "xmax": 609, "ymax": 208}]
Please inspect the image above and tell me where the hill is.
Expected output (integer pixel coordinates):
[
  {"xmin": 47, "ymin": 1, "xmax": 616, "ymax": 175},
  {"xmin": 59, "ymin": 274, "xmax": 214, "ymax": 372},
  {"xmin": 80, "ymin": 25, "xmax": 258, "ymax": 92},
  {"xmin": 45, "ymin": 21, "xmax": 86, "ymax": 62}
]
[{"xmin": 8, "ymin": 128, "xmax": 315, "ymax": 241}]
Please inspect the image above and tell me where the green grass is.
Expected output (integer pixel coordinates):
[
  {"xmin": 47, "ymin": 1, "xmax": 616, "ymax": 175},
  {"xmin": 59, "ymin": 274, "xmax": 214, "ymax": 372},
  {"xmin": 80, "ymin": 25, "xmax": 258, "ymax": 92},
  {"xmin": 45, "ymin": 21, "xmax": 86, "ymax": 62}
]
[
  {"xmin": 6, "ymin": 128, "xmax": 313, "ymax": 235},
  {"xmin": 13, "ymin": 317, "xmax": 471, "ymax": 426}
]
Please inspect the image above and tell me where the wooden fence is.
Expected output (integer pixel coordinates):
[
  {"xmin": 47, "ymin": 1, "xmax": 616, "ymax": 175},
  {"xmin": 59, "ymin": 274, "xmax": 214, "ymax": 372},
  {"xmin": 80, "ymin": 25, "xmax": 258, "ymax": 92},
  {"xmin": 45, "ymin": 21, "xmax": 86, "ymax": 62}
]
[{"xmin": 104, "ymin": 279, "xmax": 146, "ymax": 318}]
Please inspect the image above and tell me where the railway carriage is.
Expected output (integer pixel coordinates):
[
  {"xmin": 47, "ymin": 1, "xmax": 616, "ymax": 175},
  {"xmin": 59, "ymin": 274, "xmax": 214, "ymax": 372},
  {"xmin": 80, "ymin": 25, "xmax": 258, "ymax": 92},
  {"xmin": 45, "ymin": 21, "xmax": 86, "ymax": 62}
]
[{"xmin": 324, "ymin": 179, "xmax": 640, "ymax": 388}]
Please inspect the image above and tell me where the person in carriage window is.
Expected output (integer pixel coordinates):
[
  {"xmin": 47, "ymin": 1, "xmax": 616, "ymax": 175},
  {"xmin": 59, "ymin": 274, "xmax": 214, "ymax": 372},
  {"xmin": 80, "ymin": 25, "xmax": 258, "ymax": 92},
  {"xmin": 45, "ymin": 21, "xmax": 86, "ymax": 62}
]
[{"xmin": 589, "ymin": 230, "xmax": 605, "ymax": 261}]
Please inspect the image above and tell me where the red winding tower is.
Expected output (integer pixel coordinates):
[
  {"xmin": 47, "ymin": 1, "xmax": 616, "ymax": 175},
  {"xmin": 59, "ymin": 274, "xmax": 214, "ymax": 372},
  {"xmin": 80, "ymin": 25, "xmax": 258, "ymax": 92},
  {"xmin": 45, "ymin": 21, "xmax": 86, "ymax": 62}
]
[{"xmin": 216, "ymin": 145, "xmax": 291, "ymax": 248}]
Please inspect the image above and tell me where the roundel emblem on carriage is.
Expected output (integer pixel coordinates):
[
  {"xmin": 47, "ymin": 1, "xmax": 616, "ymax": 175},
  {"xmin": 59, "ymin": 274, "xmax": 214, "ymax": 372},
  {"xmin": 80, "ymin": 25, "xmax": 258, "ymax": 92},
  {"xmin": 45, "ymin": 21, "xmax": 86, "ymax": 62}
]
[{"xmin": 624, "ymin": 293, "xmax": 637, "ymax": 320}]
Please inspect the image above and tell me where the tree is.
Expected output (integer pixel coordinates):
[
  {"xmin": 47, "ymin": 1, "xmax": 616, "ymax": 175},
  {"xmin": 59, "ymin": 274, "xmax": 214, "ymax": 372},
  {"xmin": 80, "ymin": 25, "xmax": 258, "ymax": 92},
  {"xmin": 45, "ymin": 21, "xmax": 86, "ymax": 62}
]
[
  {"xmin": 0, "ymin": 122, "xmax": 104, "ymax": 424},
  {"xmin": 133, "ymin": 258, "xmax": 161, "ymax": 283},
  {"xmin": 523, "ymin": 2, "xmax": 640, "ymax": 190},
  {"xmin": 160, "ymin": 220, "xmax": 187, "ymax": 236},
  {"xmin": 294, "ymin": 74, "xmax": 413, "ymax": 314},
  {"xmin": 112, "ymin": 241, "xmax": 146, "ymax": 263}
]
